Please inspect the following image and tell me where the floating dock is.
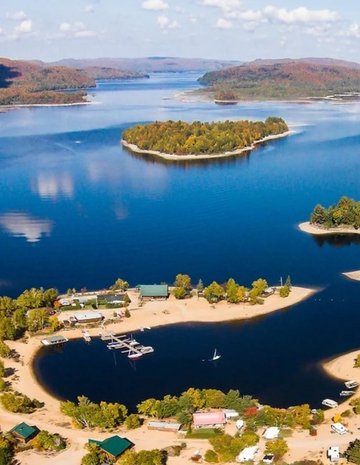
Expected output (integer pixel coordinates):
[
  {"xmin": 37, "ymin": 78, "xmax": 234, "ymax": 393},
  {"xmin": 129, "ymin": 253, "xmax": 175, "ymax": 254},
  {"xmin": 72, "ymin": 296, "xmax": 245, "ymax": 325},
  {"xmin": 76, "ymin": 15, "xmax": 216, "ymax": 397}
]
[{"xmin": 100, "ymin": 330, "xmax": 154, "ymax": 358}]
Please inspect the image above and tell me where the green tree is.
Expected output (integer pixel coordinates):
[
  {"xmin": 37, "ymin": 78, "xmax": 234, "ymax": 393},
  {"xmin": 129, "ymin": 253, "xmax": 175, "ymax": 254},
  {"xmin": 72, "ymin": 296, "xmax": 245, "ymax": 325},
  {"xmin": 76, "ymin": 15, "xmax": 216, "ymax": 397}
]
[
  {"xmin": 0, "ymin": 340, "xmax": 11, "ymax": 358},
  {"xmin": 226, "ymin": 279, "xmax": 240, "ymax": 304},
  {"xmin": 205, "ymin": 449, "xmax": 219, "ymax": 463},
  {"xmin": 174, "ymin": 274, "xmax": 192, "ymax": 291},
  {"xmin": 265, "ymin": 438, "xmax": 289, "ymax": 460},
  {"xmin": 345, "ymin": 439, "xmax": 360, "ymax": 465},
  {"xmin": 125, "ymin": 414, "xmax": 142, "ymax": 430},
  {"xmin": 81, "ymin": 451, "xmax": 102, "ymax": 465},
  {"xmin": 203, "ymin": 282, "xmax": 225, "ymax": 303},
  {"xmin": 1, "ymin": 391, "xmax": 42, "ymax": 413},
  {"xmin": 31, "ymin": 430, "xmax": 66, "ymax": 451},
  {"xmin": 43, "ymin": 288, "xmax": 58, "ymax": 307},
  {"xmin": 279, "ymin": 286, "xmax": 290, "ymax": 298},
  {"xmin": 27, "ymin": 308, "xmax": 49, "ymax": 332},
  {"xmin": 0, "ymin": 436, "xmax": 14, "ymax": 465},
  {"xmin": 111, "ymin": 278, "xmax": 129, "ymax": 292}
]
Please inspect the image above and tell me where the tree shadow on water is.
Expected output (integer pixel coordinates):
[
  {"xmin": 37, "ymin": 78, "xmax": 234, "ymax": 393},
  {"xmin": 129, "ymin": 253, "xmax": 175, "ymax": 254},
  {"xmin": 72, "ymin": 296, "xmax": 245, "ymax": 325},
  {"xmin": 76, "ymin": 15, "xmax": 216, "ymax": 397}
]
[
  {"xmin": 0, "ymin": 64, "xmax": 20, "ymax": 89},
  {"xmin": 311, "ymin": 234, "xmax": 360, "ymax": 248}
]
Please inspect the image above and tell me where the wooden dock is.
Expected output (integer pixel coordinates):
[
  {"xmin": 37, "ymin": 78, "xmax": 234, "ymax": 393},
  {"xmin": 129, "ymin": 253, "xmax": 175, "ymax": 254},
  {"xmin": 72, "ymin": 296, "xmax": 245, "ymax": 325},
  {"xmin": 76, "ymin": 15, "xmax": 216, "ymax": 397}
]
[{"xmin": 100, "ymin": 330, "xmax": 154, "ymax": 357}]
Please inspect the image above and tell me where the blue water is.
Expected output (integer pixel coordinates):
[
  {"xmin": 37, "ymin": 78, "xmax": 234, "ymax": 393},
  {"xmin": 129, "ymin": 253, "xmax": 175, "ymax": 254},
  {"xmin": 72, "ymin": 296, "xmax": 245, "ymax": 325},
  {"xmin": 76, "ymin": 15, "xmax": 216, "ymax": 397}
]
[{"xmin": 3, "ymin": 73, "xmax": 360, "ymax": 408}]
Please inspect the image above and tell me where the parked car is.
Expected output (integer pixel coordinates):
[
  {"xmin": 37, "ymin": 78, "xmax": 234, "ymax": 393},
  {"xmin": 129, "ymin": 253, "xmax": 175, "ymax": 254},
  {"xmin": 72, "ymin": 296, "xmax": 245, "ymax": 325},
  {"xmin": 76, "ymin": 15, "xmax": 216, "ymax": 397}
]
[{"xmin": 263, "ymin": 454, "xmax": 275, "ymax": 464}]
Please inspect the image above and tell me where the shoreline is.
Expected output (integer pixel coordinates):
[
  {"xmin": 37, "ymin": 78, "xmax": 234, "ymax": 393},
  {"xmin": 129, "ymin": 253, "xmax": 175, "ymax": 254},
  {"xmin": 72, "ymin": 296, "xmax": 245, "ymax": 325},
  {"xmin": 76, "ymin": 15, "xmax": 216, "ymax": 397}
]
[
  {"xmin": 6, "ymin": 286, "xmax": 315, "ymax": 413},
  {"xmin": 0, "ymin": 101, "xmax": 96, "ymax": 110},
  {"xmin": 121, "ymin": 130, "xmax": 292, "ymax": 161},
  {"xmin": 299, "ymin": 221, "xmax": 360, "ymax": 236},
  {"xmin": 343, "ymin": 270, "xmax": 360, "ymax": 281}
]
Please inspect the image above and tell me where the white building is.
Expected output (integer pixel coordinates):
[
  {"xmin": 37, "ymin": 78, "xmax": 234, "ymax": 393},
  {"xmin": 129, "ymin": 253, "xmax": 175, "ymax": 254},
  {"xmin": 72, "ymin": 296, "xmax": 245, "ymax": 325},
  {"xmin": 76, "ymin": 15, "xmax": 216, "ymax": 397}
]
[
  {"xmin": 236, "ymin": 446, "xmax": 258, "ymax": 463},
  {"xmin": 327, "ymin": 446, "xmax": 340, "ymax": 462},
  {"xmin": 263, "ymin": 427, "xmax": 280, "ymax": 439}
]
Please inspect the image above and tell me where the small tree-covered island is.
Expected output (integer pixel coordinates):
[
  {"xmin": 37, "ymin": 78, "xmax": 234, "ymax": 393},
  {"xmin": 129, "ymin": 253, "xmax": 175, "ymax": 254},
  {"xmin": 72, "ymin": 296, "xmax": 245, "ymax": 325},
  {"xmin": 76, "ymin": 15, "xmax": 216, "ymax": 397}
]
[
  {"xmin": 121, "ymin": 118, "xmax": 289, "ymax": 160},
  {"xmin": 299, "ymin": 196, "xmax": 360, "ymax": 235}
]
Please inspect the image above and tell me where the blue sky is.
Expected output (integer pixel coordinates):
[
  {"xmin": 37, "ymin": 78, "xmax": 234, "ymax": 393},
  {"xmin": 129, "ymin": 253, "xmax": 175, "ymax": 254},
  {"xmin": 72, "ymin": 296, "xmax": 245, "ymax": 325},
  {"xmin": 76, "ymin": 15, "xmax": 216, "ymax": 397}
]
[{"xmin": 1, "ymin": 0, "xmax": 360, "ymax": 62}]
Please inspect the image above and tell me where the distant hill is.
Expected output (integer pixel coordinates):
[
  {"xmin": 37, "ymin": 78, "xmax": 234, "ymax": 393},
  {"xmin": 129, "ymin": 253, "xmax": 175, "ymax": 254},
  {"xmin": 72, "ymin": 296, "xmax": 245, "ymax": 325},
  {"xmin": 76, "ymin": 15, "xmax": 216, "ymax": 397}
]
[
  {"xmin": 0, "ymin": 57, "xmax": 94, "ymax": 105},
  {"xmin": 82, "ymin": 66, "xmax": 149, "ymax": 80},
  {"xmin": 50, "ymin": 57, "xmax": 241, "ymax": 73},
  {"xmin": 198, "ymin": 58, "xmax": 360, "ymax": 100}
]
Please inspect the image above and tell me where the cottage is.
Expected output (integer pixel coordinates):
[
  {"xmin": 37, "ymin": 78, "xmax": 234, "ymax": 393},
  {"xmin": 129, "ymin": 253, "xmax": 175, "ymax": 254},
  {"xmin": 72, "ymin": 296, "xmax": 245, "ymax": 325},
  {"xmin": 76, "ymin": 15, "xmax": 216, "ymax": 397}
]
[
  {"xmin": 138, "ymin": 284, "xmax": 169, "ymax": 301},
  {"xmin": 193, "ymin": 411, "xmax": 226, "ymax": 429},
  {"xmin": 10, "ymin": 422, "xmax": 39, "ymax": 443},
  {"xmin": 89, "ymin": 436, "xmax": 134, "ymax": 460},
  {"xmin": 148, "ymin": 421, "xmax": 182, "ymax": 432}
]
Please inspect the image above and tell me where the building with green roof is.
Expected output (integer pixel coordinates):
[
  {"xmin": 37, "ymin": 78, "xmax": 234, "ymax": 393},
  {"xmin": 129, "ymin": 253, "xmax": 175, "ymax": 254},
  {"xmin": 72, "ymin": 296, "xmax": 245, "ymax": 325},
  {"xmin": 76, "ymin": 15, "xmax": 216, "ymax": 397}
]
[
  {"xmin": 89, "ymin": 435, "xmax": 134, "ymax": 459},
  {"xmin": 10, "ymin": 422, "xmax": 39, "ymax": 443},
  {"xmin": 138, "ymin": 284, "xmax": 169, "ymax": 300}
]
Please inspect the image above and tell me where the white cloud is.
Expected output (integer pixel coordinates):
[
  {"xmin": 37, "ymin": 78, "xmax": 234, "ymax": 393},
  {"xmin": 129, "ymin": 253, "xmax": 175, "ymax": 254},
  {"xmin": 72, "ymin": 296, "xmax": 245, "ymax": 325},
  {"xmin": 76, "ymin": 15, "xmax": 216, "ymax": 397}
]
[
  {"xmin": 343, "ymin": 23, "xmax": 360, "ymax": 39},
  {"xmin": 157, "ymin": 15, "xmax": 179, "ymax": 30},
  {"xmin": 198, "ymin": 0, "xmax": 241, "ymax": 13},
  {"xmin": 263, "ymin": 6, "xmax": 339, "ymax": 25},
  {"xmin": 14, "ymin": 19, "xmax": 32, "ymax": 35},
  {"xmin": 216, "ymin": 18, "xmax": 233, "ymax": 29},
  {"xmin": 142, "ymin": 0, "xmax": 169, "ymax": 11},
  {"xmin": 6, "ymin": 10, "xmax": 27, "ymax": 21},
  {"xmin": 84, "ymin": 4, "xmax": 95, "ymax": 13},
  {"xmin": 59, "ymin": 21, "xmax": 97, "ymax": 38}
]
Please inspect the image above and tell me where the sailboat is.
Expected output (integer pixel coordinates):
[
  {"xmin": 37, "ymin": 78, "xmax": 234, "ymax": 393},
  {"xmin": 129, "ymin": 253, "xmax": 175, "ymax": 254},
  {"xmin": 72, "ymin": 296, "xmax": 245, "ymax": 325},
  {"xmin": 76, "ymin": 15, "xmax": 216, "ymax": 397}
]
[{"xmin": 209, "ymin": 349, "xmax": 221, "ymax": 361}]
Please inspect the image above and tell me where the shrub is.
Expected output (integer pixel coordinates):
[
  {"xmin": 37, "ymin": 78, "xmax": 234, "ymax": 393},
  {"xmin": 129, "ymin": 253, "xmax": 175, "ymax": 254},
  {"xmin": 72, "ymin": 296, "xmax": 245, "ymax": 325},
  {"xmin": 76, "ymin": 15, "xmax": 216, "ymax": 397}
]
[
  {"xmin": 124, "ymin": 309, "xmax": 131, "ymax": 318},
  {"xmin": 279, "ymin": 285, "xmax": 290, "ymax": 298},
  {"xmin": 354, "ymin": 354, "xmax": 360, "ymax": 368},
  {"xmin": 205, "ymin": 450, "xmax": 219, "ymax": 463},
  {"xmin": 125, "ymin": 414, "xmax": 142, "ymax": 430},
  {"xmin": 31, "ymin": 430, "xmax": 67, "ymax": 451},
  {"xmin": 0, "ymin": 391, "xmax": 43, "ymax": 413},
  {"xmin": 265, "ymin": 438, "xmax": 289, "ymax": 459}
]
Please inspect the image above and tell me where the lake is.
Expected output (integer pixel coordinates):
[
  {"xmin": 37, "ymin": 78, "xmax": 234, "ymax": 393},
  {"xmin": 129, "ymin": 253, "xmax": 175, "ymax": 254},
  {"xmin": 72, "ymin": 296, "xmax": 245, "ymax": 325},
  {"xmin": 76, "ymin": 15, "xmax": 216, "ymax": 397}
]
[{"xmin": 2, "ymin": 73, "xmax": 360, "ymax": 408}]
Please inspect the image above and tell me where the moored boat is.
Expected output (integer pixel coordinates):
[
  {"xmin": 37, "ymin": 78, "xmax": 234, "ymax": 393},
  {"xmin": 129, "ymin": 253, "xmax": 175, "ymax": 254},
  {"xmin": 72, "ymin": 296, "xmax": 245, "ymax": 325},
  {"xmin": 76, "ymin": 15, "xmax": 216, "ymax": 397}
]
[
  {"xmin": 345, "ymin": 380, "xmax": 359, "ymax": 389},
  {"xmin": 322, "ymin": 399, "xmax": 338, "ymax": 408},
  {"xmin": 340, "ymin": 390, "xmax": 355, "ymax": 397}
]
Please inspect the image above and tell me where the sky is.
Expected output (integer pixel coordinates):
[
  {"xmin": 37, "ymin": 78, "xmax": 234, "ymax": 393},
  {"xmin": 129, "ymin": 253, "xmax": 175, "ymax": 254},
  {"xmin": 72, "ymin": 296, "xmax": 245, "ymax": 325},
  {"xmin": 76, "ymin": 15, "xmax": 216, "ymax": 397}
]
[{"xmin": 1, "ymin": 0, "xmax": 360, "ymax": 62}]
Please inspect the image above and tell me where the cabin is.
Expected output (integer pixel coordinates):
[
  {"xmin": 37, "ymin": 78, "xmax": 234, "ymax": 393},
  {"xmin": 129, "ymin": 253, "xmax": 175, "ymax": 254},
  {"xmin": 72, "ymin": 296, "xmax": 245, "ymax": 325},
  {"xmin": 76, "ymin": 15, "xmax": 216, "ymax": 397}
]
[
  {"xmin": 193, "ymin": 411, "xmax": 226, "ymax": 429},
  {"xmin": 10, "ymin": 422, "xmax": 39, "ymax": 443},
  {"xmin": 138, "ymin": 284, "xmax": 169, "ymax": 301},
  {"xmin": 69, "ymin": 311, "xmax": 104, "ymax": 324},
  {"xmin": 41, "ymin": 335, "xmax": 68, "ymax": 346},
  {"xmin": 89, "ymin": 436, "xmax": 134, "ymax": 460},
  {"xmin": 263, "ymin": 427, "xmax": 280, "ymax": 439},
  {"xmin": 148, "ymin": 421, "xmax": 182, "ymax": 432}
]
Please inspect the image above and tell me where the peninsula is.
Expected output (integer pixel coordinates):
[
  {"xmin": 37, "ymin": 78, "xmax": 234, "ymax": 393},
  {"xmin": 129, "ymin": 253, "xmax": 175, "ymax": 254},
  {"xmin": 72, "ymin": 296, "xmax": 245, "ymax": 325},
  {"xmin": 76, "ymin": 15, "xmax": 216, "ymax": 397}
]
[
  {"xmin": 197, "ymin": 59, "xmax": 360, "ymax": 101},
  {"xmin": 122, "ymin": 118, "xmax": 290, "ymax": 160},
  {"xmin": 299, "ymin": 196, "xmax": 360, "ymax": 235}
]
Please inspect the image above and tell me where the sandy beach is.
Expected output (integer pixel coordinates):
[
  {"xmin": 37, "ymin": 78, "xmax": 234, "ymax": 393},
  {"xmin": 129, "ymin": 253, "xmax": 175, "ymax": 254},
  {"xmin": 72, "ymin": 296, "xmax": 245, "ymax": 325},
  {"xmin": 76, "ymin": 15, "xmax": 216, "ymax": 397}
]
[
  {"xmin": 121, "ymin": 131, "xmax": 292, "ymax": 161},
  {"xmin": 342, "ymin": 270, "xmax": 360, "ymax": 281},
  {"xmin": 299, "ymin": 221, "xmax": 360, "ymax": 235}
]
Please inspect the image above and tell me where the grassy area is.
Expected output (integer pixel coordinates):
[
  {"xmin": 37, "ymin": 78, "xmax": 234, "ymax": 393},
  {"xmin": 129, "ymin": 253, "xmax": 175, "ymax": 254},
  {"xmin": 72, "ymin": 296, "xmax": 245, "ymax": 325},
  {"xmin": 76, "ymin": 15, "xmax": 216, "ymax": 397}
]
[{"xmin": 186, "ymin": 428, "xmax": 223, "ymax": 439}]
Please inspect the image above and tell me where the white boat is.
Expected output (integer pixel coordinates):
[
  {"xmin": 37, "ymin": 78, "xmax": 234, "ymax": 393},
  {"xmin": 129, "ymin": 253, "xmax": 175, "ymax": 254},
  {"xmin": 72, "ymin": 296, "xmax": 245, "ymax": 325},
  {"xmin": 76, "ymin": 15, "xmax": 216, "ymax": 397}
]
[
  {"xmin": 345, "ymin": 380, "xmax": 359, "ymax": 389},
  {"xmin": 209, "ymin": 349, "xmax": 221, "ymax": 361},
  {"xmin": 340, "ymin": 390, "xmax": 355, "ymax": 397},
  {"xmin": 140, "ymin": 346, "xmax": 154, "ymax": 354},
  {"xmin": 128, "ymin": 350, "xmax": 143, "ymax": 360},
  {"xmin": 322, "ymin": 399, "xmax": 338, "ymax": 408}
]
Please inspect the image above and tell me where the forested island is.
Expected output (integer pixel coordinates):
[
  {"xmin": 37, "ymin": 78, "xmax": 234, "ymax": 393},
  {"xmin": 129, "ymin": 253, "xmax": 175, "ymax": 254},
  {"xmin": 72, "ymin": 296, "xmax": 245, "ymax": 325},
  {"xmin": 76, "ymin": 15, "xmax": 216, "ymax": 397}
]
[
  {"xmin": 198, "ymin": 59, "xmax": 360, "ymax": 101},
  {"xmin": 311, "ymin": 196, "xmax": 360, "ymax": 229},
  {"xmin": 300, "ymin": 196, "xmax": 360, "ymax": 235},
  {"xmin": 122, "ymin": 117, "xmax": 289, "ymax": 158}
]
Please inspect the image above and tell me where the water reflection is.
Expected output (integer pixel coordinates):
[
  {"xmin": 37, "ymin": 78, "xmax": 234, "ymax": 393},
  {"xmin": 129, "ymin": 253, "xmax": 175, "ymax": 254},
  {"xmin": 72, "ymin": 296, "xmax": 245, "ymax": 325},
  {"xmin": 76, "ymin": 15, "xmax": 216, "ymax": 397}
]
[
  {"xmin": 34, "ymin": 173, "xmax": 74, "ymax": 199},
  {"xmin": 312, "ymin": 234, "xmax": 360, "ymax": 248},
  {"xmin": 0, "ymin": 212, "xmax": 53, "ymax": 243}
]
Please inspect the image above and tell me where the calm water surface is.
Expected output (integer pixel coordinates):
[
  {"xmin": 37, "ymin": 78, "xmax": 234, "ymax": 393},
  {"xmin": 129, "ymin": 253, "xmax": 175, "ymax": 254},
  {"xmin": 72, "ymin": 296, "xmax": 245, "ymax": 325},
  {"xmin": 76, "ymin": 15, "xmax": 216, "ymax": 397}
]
[{"xmin": 2, "ymin": 73, "xmax": 360, "ymax": 408}]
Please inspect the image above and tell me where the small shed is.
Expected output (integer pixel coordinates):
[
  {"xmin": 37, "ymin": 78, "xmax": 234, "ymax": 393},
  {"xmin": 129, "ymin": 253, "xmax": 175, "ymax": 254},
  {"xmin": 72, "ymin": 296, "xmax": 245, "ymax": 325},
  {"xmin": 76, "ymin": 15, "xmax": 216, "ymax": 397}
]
[
  {"xmin": 89, "ymin": 436, "xmax": 134, "ymax": 460},
  {"xmin": 139, "ymin": 285, "xmax": 169, "ymax": 300},
  {"xmin": 193, "ymin": 411, "xmax": 226, "ymax": 429},
  {"xmin": 263, "ymin": 427, "xmax": 280, "ymax": 439},
  {"xmin": 10, "ymin": 422, "xmax": 39, "ymax": 443},
  {"xmin": 148, "ymin": 421, "xmax": 182, "ymax": 432},
  {"xmin": 97, "ymin": 294, "xmax": 128, "ymax": 305}
]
